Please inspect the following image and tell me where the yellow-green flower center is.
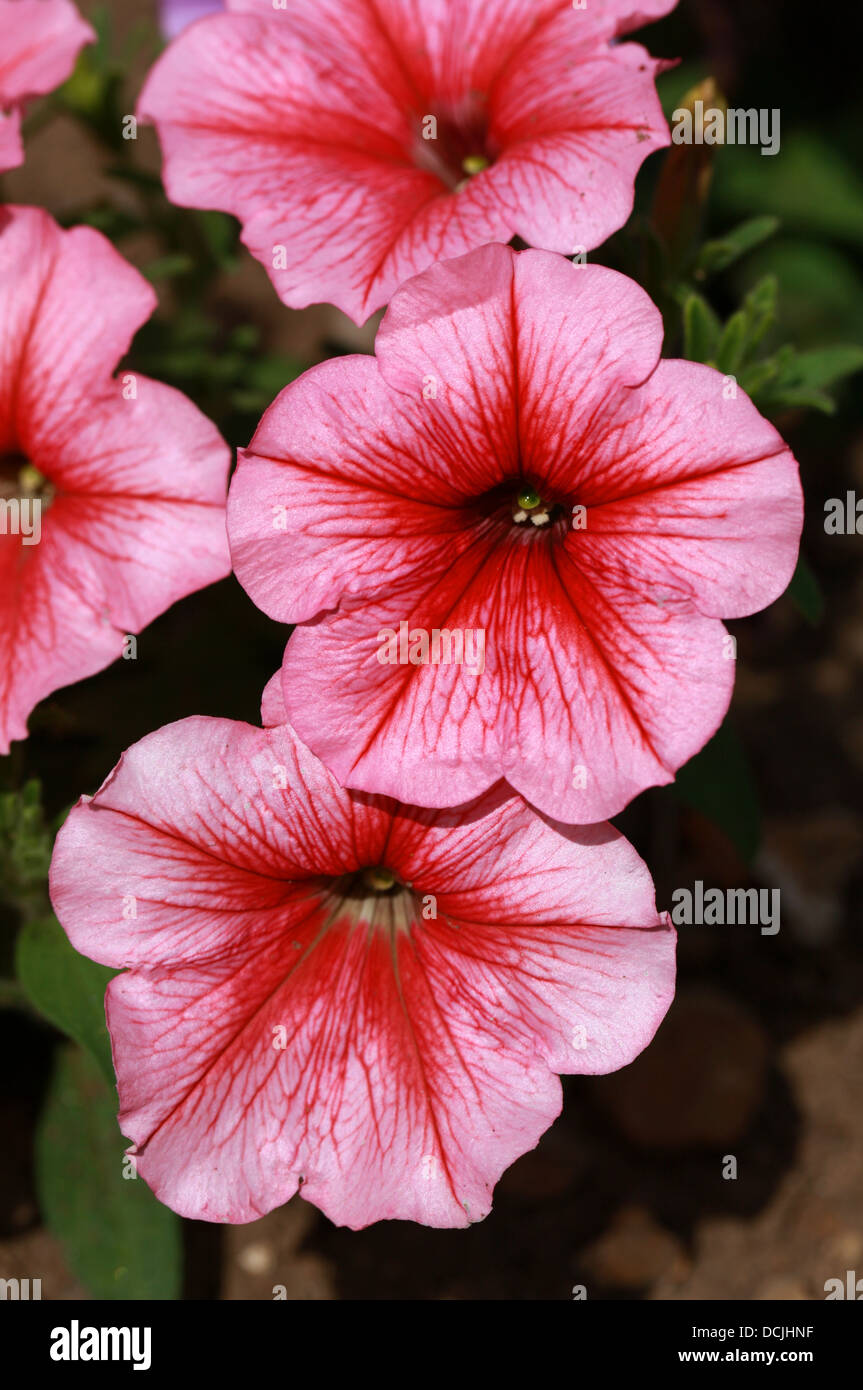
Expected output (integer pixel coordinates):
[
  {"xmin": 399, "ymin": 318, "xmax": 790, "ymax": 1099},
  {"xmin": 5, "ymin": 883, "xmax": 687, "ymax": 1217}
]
[
  {"xmin": 0, "ymin": 454, "xmax": 52, "ymax": 503},
  {"xmin": 362, "ymin": 867, "xmax": 397, "ymax": 893},
  {"xmin": 18, "ymin": 463, "xmax": 47, "ymax": 494},
  {"xmin": 461, "ymin": 154, "xmax": 490, "ymax": 177},
  {"xmin": 516, "ymin": 487, "xmax": 542, "ymax": 512}
]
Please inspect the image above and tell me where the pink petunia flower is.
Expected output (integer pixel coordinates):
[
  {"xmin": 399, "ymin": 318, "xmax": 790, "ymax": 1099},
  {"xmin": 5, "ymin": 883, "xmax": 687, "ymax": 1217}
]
[
  {"xmin": 49, "ymin": 674, "xmax": 674, "ymax": 1227},
  {"xmin": 0, "ymin": 206, "xmax": 232, "ymax": 753},
  {"xmin": 228, "ymin": 245, "xmax": 804, "ymax": 825},
  {"xmin": 0, "ymin": 0, "xmax": 95, "ymax": 173},
  {"xmin": 138, "ymin": 0, "xmax": 677, "ymax": 324}
]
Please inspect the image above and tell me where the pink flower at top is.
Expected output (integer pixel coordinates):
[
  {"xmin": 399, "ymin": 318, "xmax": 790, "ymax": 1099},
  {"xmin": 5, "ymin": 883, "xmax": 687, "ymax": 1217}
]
[
  {"xmin": 0, "ymin": 206, "xmax": 232, "ymax": 753},
  {"xmin": 0, "ymin": 0, "xmax": 95, "ymax": 173},
  {"xmin": 228, "ymin": 245, "xmax": 803, "ymax": 825},
  {"xmin": 49, "ymin": 675, "xmax": 674, "ymax": 1227},
  {"xmin": 138, "ymin": 0, "xmax": 677, "ymax": 323}
]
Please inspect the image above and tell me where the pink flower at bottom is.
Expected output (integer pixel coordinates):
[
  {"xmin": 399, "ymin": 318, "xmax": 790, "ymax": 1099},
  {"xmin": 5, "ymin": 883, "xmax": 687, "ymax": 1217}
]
[
  {"xmin": 49, "ymin": 676, "xmax": 674, "ymax": 1228},
  {"xmin": 0, "ymin": 0, "xmax": 95, "ymax": 172},
  {"xmin": 0, "ymin": 207, "xmax": 232, "ymax": 753}
]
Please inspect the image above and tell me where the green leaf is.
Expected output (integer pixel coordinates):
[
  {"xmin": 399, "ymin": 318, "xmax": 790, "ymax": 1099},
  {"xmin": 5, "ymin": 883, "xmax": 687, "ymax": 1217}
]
[
  {"xmin": 783, "ymin": 345, "xmax": 863, "ymax": 390},
  {"xmin": 229, "ymin": 324, "xmax": 260, "ymax": 353},
  {"xmin": 0, "ymin": 780, "xmax": 53, "ymax": 910},
  {"xmin": 786, "ymin": 554, "xmax": 825, "ymax": 626},
  {"xmin": 733, "ymin": 240, "xmax": 863, "ymax": 345},
  {"xmin": 103, "ymin": 164, "xmax": 164, "ymax": 192},
  {"xmin": 59, "ymin": 52, "xmax": 109, "ymax": 119},
  {"xmin": 36, "ymin": 1045, "xmax": 182, "ymax": 1300},
  {"xmin": 84, "ymin": 4, "xmax": 113, "ymax": 70},
  {"xmin": 714, "ymin": 133, "xmax": 863, "ymax": 249},
  {"xmin": 739, "ymin": 357, "xmax": 780, "ymax": 398},
  {"xmin": 740, "ymin": 275, "xmax": 778, "ymax": 354},
  {"xmin": 753, "ymin": 342, "xmax": 863, "ymax": 416},
  {"xmin": 75, "ymin": 204, "xmax": 144, "ymax": 240},
  {"xmin": 759, "ymin": 385, "xmax": 837, "ymax": 415},
  {"xmin": 141, "ymin": 253, "xmax": 195, "ymax": 282},
  {"xmin": 118, "ymin": 19, "xmax": 163, "ymax": 67},
  {"xmin": 673, "ymin": 721, "xmax": 761, "ymax": 862},
  {"xmin": 682, "ymin": 292, "xmax": 721, "ymax": 363},
  {"xmin": 231, "ymin": 354, "xmax": 309, "ymax": 411},
  {"xmin": 16, "ymin": 916, "xmax": 116, "ymax": 1083},
  {"xmin": 196, "ymin": 210, "xmax": 241, "ymax": 269},
  {"xmin": 695, "ymin": 216, "xmax": 780, "ymax": 278},
  {"xmin": 715, "ymin": 309, "xmax": 748, "ymax": 375}
]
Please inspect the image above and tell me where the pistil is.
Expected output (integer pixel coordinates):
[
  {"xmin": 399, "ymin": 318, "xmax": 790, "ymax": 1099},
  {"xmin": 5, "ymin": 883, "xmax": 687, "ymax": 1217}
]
[{"xmin": 512, "ymin": 486, "xmax": 552, "ymax": 527}]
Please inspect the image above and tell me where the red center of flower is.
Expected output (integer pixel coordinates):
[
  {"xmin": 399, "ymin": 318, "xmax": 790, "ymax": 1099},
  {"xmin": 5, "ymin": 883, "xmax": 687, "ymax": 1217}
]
[
  {"xmin": 0, "ymin": 453, "xmax": 53, "ymax": 504},
  {"xmin": 471, "ymin": 479, "xmax": 569, "ymax": 535},
  {"xmin": 412, "ymin": 102, "xmax": 497, "ymax": 192},
  {"xmin": 361, "ymin": 866, "xmax": 398, "ymax": 893},
  {"xmin": 0, "ymin": 451, "xmax": 27, "ymax": 495},
  {"xmin": 330, "ymin": 865, "xmax": 406, "ymax": 903},
  {"xmin": 323, "ymin": 866, "xmax": 415, "ymax": 940}
]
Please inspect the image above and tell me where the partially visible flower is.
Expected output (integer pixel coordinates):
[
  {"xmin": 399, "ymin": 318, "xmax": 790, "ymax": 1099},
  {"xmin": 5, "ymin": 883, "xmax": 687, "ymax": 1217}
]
[
  {"xmin": 138, "ymin": 0, "xmax": 677, "ymax": 323},
  {"xmin": 0, "ymin": 0, "xmax": 95, "ymax": 173},
  {"xmin": 158, "ymin": 0, "xmax": 222, "ymax": 41},
  {"xmin": 0, "ymin": 206, "xmax": 232, "ymax": 753},
  {"xmin": 228, "ymin": 244, "xmax": 803, "ymax": 824},
  {"xmin": 49, "ymin": 679, "xmax": 674, "ymax": 1228}
]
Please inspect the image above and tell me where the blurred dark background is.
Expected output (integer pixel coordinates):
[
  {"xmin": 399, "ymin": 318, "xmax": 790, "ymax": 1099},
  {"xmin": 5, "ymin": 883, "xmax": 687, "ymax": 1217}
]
[{"xmin": 1, "ymin": 0, "xmax": 861, "ymax": 1299}]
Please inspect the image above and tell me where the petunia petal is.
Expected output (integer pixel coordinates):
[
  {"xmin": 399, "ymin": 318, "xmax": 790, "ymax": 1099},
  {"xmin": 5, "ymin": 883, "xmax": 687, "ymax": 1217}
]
[
  {"xmin": 488, "ymin": 44, "xmax": 670, "ymax": 254},
  {"xmin": 562, "ymin": 359, "xmax": 804, "ymax": 619},
  {"xmin": 0, "ymin": 0, "xmax": 95, "ymax": 172}
]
